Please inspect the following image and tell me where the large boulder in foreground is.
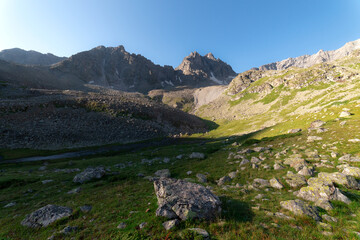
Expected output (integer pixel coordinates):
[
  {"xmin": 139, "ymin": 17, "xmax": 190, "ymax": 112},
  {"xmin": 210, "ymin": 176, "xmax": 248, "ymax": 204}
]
[
  {"xmin": 280, "ymin": 199, "xmax": 321, "ymax": 221},
  {"xmin": 73, "ymin": 167, "xmax": 106, "ymax": 184},
  {"xmin": 154, "ymin": 178, "xmax": 221, "ymax": 221},
  {"xmin": 21, "ymin": 204, "xmax": 72, "ymax": 228}
]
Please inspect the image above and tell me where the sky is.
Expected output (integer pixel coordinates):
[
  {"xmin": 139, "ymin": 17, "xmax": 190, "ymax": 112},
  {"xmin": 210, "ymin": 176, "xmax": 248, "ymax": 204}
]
[{"xmin": 0, "ymin": 0, "xmax": 360, "ymax": 72}]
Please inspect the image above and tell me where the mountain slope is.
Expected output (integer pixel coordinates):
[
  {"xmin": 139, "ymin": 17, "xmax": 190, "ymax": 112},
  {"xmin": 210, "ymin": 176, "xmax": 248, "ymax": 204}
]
[
  {"xmin": 0, "ymin": 48, "xmax": 66, "ymax": 66},
  {"xmin": 260, "ymin": 39, "xmax": 360, "ymax": 71}
]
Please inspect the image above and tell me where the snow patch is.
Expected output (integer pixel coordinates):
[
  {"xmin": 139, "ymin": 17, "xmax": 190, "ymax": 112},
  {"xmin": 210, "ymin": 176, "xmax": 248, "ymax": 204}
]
[{"xmin": 210, "ymin": 72, "xmax": 223, "ymax": 84}]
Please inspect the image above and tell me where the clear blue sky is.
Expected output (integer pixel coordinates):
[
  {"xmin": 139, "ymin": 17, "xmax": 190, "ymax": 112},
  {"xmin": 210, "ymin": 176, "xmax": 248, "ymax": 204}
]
[{"xmin": 1, "ymin": 0, "xmax": 360, "ymax": 72}]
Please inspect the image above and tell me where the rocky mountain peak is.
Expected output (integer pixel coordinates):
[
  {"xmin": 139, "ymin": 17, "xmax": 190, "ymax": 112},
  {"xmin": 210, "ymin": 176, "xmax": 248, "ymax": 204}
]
[
  {"xmin": 0, "ymin": 48, "xmax": 66, "ymax": 66},
  {"xmin": 205, "ymin": 52, "xmax": 216, "ymax": 60}
]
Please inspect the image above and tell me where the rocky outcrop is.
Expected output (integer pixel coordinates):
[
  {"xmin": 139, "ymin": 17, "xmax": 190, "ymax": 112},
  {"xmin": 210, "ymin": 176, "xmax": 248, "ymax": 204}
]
[
  {"xmin": 0, "ymin": 48, "xmax": 66, "ymax": 66},
  {"xmin": 154, "ymin": 178, "xmax": 221, "ymax": 221},
  {"xmin": 21, "ymin": 205, "xmax": 72, "ymax": 228},
  {"xmin": 176, "ymin": 51, "xmax": 236, "ymax": 85},
  {"xmin": 260, "ymin": 39, "xmax": 360, "ymax": 71}
]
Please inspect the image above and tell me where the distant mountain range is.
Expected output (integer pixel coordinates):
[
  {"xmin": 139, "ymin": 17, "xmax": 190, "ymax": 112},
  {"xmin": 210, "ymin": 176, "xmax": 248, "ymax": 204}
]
[
  {"xmin": 0, "ymin": 46, "xmax": 236, "ymax": 93},
  {"xmin": 0, "ymin": 48, "xmax": 67, "ymax": 66},
  {"xmin": 259, "ymin": 39, "xmax": 360, "ymax": 71}
]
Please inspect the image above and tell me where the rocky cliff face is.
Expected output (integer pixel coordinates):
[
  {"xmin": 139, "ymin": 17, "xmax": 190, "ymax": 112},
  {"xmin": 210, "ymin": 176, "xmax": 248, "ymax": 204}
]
[
  {"xmin": 260, "ymin": 39, "xmax": 360, "ymax": 71},
  {"xmin": 52, "ymin": 47, "xmax": 236, "ymax": 93},
  {"xmin": 0, "ymin": 48, "xmax": 66, "ymax": 66},
  {"xmin": 176, "ymin": 51, "xmax": 236, "ymax": 85}
]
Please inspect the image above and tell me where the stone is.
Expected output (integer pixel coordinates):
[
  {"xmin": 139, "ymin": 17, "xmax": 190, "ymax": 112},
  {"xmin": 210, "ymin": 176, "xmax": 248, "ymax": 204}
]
[
  {"xmin": 288, "ymin": 129, "xmax": 302, "ymax": 134},
  {"xmin": 298, "ymin": 166, "xmax": 314, "ymax": 176},
  {"xmin": 176, "ymin": 154, "xmax": 183, "ymax": 160},
  {"xmin": 349, "ymin": 139, "xmax": 360, "ymax": 143},
  {"xmin": 196, "ymin": 173, "xmax": 207, "ymax": 183},
  {"xmin": 283, "ymin": 157, "xmax": 307, "ymax": 171},
  {"xmin": 189, "ymin": 152, "xmax": 205, "ymax": 159},
  {"xmin": 340, "ymin": 121, "xmax": 346, "ymax": 126},
  {"xmin": 162, "ymin": 219, "xmax": 179, "ymax": 230},
  {"xmin": 239, "ymin": 159, "xmax": 249, "ymax": 166},
  {"xmin": 41, "ymin": 180, "xmax": 53, "ymax": 184},
  {"xmin": 60, "ymin": 226, "xmax": 78, "ymax": 234},
  {"xmin": 251, "ymin": 157, "xmax": 261, "ymax": 164},
  {"xmin": 270, "ymin": 178, "xmax": 284, "ymax": 189},
  {"xmin": 218, "ymin": 176, "xmax": 231, "ymax": 186},
  {"xmin": 280, "ymin": 199, "xmax": 321, "ymax": 221},
  {"xmin": 297, "ymin": 177, "xmax": 350, "ymax": 204},
  {"xmin": 310, "ymin": 120, "xmax": 325, "ymax": 128},
  {"xmin": 319, "ymin": 222, "xmax": 332, "ymax": 231},
  {"xmin": 139, "ymin": 222, "xmax": 147, "ymax": 229},
  {"xmin": 342, "ymin": 166, "xmax": 360, "ymax": 178},
  {"xmin": 307, "ymin": 136, "xmax": 323, "ymax": 142},
  {"xmin": 117, "ymin": 222, "xmax": 127, "ymax": 229},
  {"xmin": 21, "ymin": 205, "xmax": 72, "ymax": 228},
  {"xmin": 38, "ymin": 166, "xmax": 47, "ymax": 171},
  {"xmin": 187, "ymin": 228, "xmax": 209, "ymax": 239},
  {"xmin": 154, "ymin": 169, "xmax": 171, "ymax": 178},
  {"xmin": 67, "ymin": 187, "xmax": 81, "ymax": 194},
  {"xmin": 253, "ymin": 178, "xmax": 270, "ymax": 188},
  {"xmin": 80, "ymin": 205, "xmax": 92, "ymax": 213},
  {"xmin": 339, "ymin": 111, "xmax": 351, "ymax": 117},
  {"xmin": 284, "ymin": 171, "xmax": 307, "ymax": 188},
  {"xmin": 314, "ymin": 200, "xmax": 333, "ymax": 211},
  {"xmin": 154, "ymin": 178, "xmax": 221, "ymax": 221},
  {"xmin": 331, "ymin": 152, "xmax": 339, "ymax": 158},
  {"xmin": 186, "ymin": 171, "xmax": 192, "ymax": 175},
  {"xmin": 253, "ymin": 147, "xmax": 266, "ymax": 152},
  {"xmin": 274, "ymin": 163, "xmax": 285, "ymax": 170},
  {"xmin": 73, "ymin": 167, "xmax": 106, "ymax": 184},
  {"xmin": 228, "ymin": 171, "xmax": 237, "ymax": 179},
  {"xmin": 318, "ymin": 172, "xmax": 360, "ymax": 190},
  {"xmin": 4, "ymin": 202, "xmax": 16, "ymax": 208},
  {"xmin": 322, "ymin": 214, "xmax": 338, "ymax": 223}
]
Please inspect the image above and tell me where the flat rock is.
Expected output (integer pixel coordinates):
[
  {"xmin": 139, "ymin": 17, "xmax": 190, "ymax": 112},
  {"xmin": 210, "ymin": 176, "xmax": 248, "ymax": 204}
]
[
  {"xmin": 154, "ymin": 178, "xmax": 221, "ymax": 221},
  {"xmin": 280, "ymin": 199, "xmax": 321, "ymax": 221},
  {"xmin": 21, "ymin": 204, "xmax": 72, "ymax": 228},
  {"xmin": 284, "ymin": 171, "xmax": 307, "ymax": 188},
  {"xmin": 73, "ymin": 167, "xmax": 106, "ymax": 184}
]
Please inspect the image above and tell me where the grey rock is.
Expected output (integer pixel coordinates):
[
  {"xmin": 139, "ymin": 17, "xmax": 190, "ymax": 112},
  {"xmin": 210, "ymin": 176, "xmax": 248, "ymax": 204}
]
[
  {"xmin": 196, "ymin": 173, "xmax": 207, "ymax": 183},
  {"xmin": 154, "ymin": 169, "xmax": 171, "ymax": 178},
  {"xmin": 154, "ymin": 178, "xmax": 221, "ymax": 221},
  {"xmin": 253, "ymin": 178, "xmax": 270, "ymax": 188},
  {"xmin": 318, "ymin": 172, "xmax": 360, "ymax": 190},
  {"xmin": 251, "ymin": 157, "xmax": 261, "ymax": 164},
  {"xmin": 274, "ymin": 163, "xmax": 285, "ymax": 170},
  {"xmin": 80, "ymin": 205, "xmax": 92, "ymax": 213},
  {"xmin": 322, "ymin": 214, "xmax": 338, "ymax": 223},
  {"xmin": 189, "ymin": 152, "xmax": 205, "ymax": 159},
  {"xmin": 307, "ymin": 136, "xmax": 323, "ymax": 142},
  {"xmin": 186, "ymin": 171, "xmax": 193, "ymax": 175},
  {"xmin": 280, "ymin": 199, "xmax": 321, "ymax": 221},
  {"xmin": 270, "ymin": 178, "xmax": 284, "ymax": 189},
  {"xmin": 288, "ymin": 129, "xmax": 302, "ymax": 134},
  {"xmin": 339, "ymin": 111, "xmax": 351, "ymax": 117},
  {"xmin": 67, "ymin": 187, "xmax": 81, "ymax": 194},
  {"xmin": 162, "ymin": 219, "xmax": 179, "ymax": 230},
  {"xmin": 117, "ymin": 222, "xmax": 127, "ymax": 229},
  {"xmin": 298, "ymin": 166, "xmax": 315, "ymax": 176},
  {"xmin": 60, "ymin": 226, "xmax": 78, "ymax": 234},
  {"xmin": 73, "ymin": 167, "xmax": 106, "ymax": 184},
  {"xmin": 218, "ymin": 176, "xmax": 231, "ymax": 186},
  {"xmin": 228, "ymin": 171, "xmax": 237, "ymax": 179},
  {"xmin": 4, "ymin": 202, "xmax": 16, "ymax": 208},
  {"xmin": 310, "ymin": 120, "xmax": 325, "ymax": 128},
  {"xmin": 41, "ymin": 179, "xmax": 53, "ymax": 184},
  {"xmin": 139, "ymin": 222, "xmax": 147, "ymax": 229},
  {"xmin": 187, "ymin": 228, "xmax": 209, "ymax": 239},
  {"xmin": 314, "ymin": 200, "xmax": 333, "ymax": 211},
  {"xmin": 21, "ymin": 204, "xmax": 72, "ymax": 228},
  {"xmin": 284, "ymin": 171, "xmax": 307, "ymax": 188},
  {"xmin": 239, "ymin": 159, "xmax": 249, "ymax": 166}
]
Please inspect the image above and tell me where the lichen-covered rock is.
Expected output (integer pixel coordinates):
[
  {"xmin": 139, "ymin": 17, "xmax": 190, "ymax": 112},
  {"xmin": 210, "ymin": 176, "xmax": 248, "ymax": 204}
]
[
  {"xmin": 280, "ymin": 199, "xmax": 321, "ymax": 221},
  {"xmin": 297, "ymin": 177, "xmax": 350, "ymax": 204},
  {"xmin": 298, "ymin": 166, "xmax": 315, "ymax": 176},
  {"xmin": 314, "ymin": 200, "xmax": 333, "ymax": 211},
  {"xmin": 270, "ymin": 178, "xmax": 284, "ymax": 189},
  {"xmin": 154, "ymin": 178, "xmax": 221, "ymax": 221},
  {"xmin": 284, "ymin": 171, "xmax": 307, "ymax": 188},
  {"xmin": 73, "ymin": 167, "xmax": 106, "ymax": 184},
  {"xmin": 253, "ymin": 178, "xmax": 270, "ymax": 188},
  {"xmin": 318, "ymin": 172, "xmax": 360, "ymax": 190},
  {"xmin": 342, "ymin": 167, "xmax": 360, "ymax": 178},
  {"xmin": 21, "ymin": 205, "xmax": 72, "ymax": 228}
]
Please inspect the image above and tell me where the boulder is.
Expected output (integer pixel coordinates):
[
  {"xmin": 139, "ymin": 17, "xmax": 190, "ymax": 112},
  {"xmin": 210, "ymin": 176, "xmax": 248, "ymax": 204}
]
[
  {"xmin": 270, "ymin": 178, "xmax": 284, "ymax": 189},
  {"xmin": 298, "ymin": 166, "xmax": 314, "ymax": 176},
  {"xmin": 318, "ymin": 172, "xmax": 360, "ymax": 190},
  {"xmin": 239, "ymin": 159, "xmax": 250, "ymax": 166},
  {"xmin": 155, "ymin": 169, "xmax": 171, "ymax": 178},
  {"xmin": 280, "ymin": 199, "xmax": 321, "ymax": 221},
  {"xmin": 154, "ymin": 178, "xmax": 221, "ymax": 221},
  {"xmin": 297, "ymin": 177, "xmax": 350, "ymax": 204},
  {"xmin": 339, "ymin": 111, "xmax": 351, "ymax": 118},
  {"xmin": 228, "ymin": 171, "xmax": 237, "ymax": 179},
  {"xmin": 162, "ymin": 219, "xmax": 179, "ymax": 230},
  {"xmin": 342, "ymin": 166, "xmax": 360, "ymax": 178},
  {"xmin": 73, "ymin": 167, "xmax": 106, "ymax": 184},
  {"xmin": 310, "ymin": 120, "xmax": 325, "ymax": 128},
  {"xmin": 21, "ymin": 204, "xmax": 72, "ymax": 228},
  {"xmin": 253, "ymin": 178, "xmax": 270, "ymax": 188},
  {"xmin": 283, "ymin": 157, "xmax": 307, "ymax": 171},
  {"xmin": 284, "ymin": 171, "xmax": 307, "ymax": 188}
]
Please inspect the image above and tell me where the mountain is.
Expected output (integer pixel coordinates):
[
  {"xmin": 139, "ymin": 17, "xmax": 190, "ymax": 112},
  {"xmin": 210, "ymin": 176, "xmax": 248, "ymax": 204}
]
[
  {"xmin": 175, "ymin": 51, "xmax": 236, "ymax": 85},
  {"xmin": 260, "ymin": 39, "xmax": 360, "ymax": 71},
  {"xmin": 52, "ymin": 46, "xmax": 236, "ymax": 93},
  {"xmin": 0, "ymin": 48, "xmax": 66, "ymax": 66}
]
